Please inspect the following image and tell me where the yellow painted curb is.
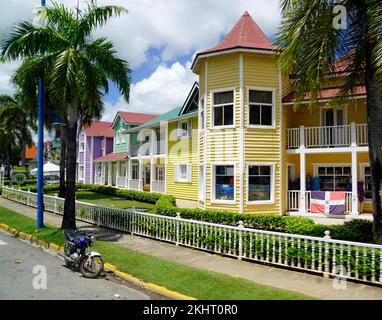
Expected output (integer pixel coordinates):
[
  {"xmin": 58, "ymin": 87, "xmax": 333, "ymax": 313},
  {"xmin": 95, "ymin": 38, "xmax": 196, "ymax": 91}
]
[
  {"xmin": 50, "ymin": 243, "xmax": 60, "ymax": 251},
  {"xmin": 0, "ymin": 224, "xmax": 197, "ymax": 300},
  {"xmin": 113, "ymin": 269, "xmax": 196, "ymax": 300}
]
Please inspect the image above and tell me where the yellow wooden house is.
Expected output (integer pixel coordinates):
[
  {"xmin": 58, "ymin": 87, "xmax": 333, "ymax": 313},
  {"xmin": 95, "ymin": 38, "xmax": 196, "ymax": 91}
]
[{"xmin": 93, "ymin": 11, "xmax": 372, "ymax": 218}]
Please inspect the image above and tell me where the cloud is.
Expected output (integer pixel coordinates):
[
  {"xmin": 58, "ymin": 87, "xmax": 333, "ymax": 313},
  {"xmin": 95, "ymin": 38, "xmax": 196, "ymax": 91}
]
[{"xmin": 102, "ymin": 60, "xmax": 198, "ymax": 120}]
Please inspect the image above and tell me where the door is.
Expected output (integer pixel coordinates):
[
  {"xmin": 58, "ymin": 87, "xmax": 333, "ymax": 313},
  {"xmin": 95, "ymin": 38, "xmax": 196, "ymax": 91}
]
[
  {"xmin": 322, "ymin": 107, "xmax": 346, "ymax": 146},
  {"xmin": 103, "ymin": 163, "xmax": 109, "ymax": 185},
  {"xmin": 111, "ymin": 162, "xmax": 116, "ymax": 186},
  {"xmin": 143, "ymin": 166, "xmax": 151, "ymax": 191}
]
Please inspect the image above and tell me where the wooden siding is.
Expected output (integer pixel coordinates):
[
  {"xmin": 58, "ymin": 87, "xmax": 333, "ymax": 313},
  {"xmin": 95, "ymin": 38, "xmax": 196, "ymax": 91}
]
[{"xmin": 166, "ymin": 116, "xmax": 199, "ymax": 201}]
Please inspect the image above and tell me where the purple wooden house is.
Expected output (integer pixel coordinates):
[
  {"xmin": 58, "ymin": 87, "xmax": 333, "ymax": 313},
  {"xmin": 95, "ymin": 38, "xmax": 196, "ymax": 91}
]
[{"xmin": 76, "ymin": 121, "xmax": 114, "ymax": 184}]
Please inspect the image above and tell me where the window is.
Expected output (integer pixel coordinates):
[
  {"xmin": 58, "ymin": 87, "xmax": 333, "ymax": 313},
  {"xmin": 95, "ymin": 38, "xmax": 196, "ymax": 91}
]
[
  {"xmin": 96, "ymin": 163, "xmax": 102, "ymax": 177},
  {"xmin": 362, "ymin": 166, "xmax": 372, "ymax": 199},
  {"xmin": 213, "ymin": 91, "xmax": 234, "ymax": 127},
  {"xmin": 132, "ymin": 163, "xmax": 139, "ymax": 180},
  {"xmin": 79, "ymin": 141, "xmax": 85, "ymax": 152},
  {"xmin": 248, "ymin": 89, "xmax": 274, "ymax": 127},
  {"xmin": 155, "ymin": 166, "xmax": 164, "ymax": 181},
  {"xmin": 177, "ymin": 121, "xmax": 190, "ymax": 138},
  {"xmin": 199, "ymin": 98, "xmax": 205, "ymax": 131},
  {"xmin": 214, "ymin": 165, "xmax": 235, "ymax": 201},
  {"xmin": 174, "ymin": 164, "xmax": 191, "ymax": 182},
  {"xmin": 116, "ymin": 132, "xmax": 120, "ymax": 144},
  {"xmin": 316, "ymin": 165, "xmax": 351, "ymax": 191},
  {"xmin": 248, "ymin": 165, "xmax": 274, "ymax": 202},
  {"xmin": 198, "ymin": 165, "xmax": 204, "ymax": 201},
  {"xmin": 121, "ymin": 132, "xmax": 126, "ymax": 143},
  {"xmin": 101, "ymin": 139, "xmax": 105, "ymax": 151},
  {"xmin": 79, "ymin": 165, "xmax": 84, "ymax": 180}
]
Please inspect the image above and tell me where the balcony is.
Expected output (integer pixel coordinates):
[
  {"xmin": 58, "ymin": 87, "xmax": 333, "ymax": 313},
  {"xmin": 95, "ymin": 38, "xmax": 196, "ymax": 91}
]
[
  {"xmin": 287, "ymin": 123, "xmax": 368, "ymax": 150},
  {"xmin": 151, "ymin": 180, "xmax": 165, "ymax": 193}
]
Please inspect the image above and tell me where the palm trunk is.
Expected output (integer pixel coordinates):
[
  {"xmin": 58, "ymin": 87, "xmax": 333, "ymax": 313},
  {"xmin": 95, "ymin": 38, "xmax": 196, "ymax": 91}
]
[
  {"xmin": 58, "ymin": 124, "xmax": 67, "ymax": 198},
  {"xmin": 20, "ymin": 128, "xmax": 27, "ymax": 167},
  {"xmin": 365, "ymin": 43, "xmax": 382, "ymax": 244},
  {"xmin": 61, "ymin": 102, "xmax": 78, "ymax": 230}
]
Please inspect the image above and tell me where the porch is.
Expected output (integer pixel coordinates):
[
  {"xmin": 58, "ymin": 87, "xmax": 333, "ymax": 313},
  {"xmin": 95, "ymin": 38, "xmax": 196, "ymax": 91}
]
[
  {"xmin": 94, "ymin": 158, "xmax": 166, "ymax": 194},
  {"xmin": 285, "ymin": 151, "xmax": 373, "ymax": 218}
]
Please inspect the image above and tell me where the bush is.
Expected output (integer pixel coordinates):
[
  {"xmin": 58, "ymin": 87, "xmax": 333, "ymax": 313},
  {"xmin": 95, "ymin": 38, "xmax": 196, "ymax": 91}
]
[{"xmin": 12, "ymin": 183, "xmax": 374, "ymax": 243}]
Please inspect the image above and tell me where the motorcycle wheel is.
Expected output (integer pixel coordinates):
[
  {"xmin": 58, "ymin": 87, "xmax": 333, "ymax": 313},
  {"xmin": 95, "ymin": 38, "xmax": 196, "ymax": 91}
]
[{"xmin": 79, "ymin": 256, "xmax": 104, "ymax": 278}]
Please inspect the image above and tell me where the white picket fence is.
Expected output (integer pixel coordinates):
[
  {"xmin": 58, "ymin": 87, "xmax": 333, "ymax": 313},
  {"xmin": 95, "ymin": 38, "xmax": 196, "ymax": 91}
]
[{"xmin": 2, "ymin": 186, "xmax": 382, "ymax": 286}]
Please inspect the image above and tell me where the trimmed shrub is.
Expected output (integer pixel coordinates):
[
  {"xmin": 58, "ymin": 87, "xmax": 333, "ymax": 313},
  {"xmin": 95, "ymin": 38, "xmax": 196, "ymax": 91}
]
[{"xmin": 13, "ymin": 183, "xmax": 374, "ymax": 243}]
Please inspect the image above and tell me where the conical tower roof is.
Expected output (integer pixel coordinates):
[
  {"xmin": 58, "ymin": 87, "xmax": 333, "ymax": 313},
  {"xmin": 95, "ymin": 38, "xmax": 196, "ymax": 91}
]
[{"xmin": 192, "ymin": 11, "xmax": 273, "ymax": 69}]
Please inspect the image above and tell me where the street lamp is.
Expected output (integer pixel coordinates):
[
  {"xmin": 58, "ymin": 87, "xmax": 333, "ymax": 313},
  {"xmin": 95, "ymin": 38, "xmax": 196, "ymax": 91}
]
[{"xmin": 34, "ymin": 0, "xmax": 46, "ymax": 229}]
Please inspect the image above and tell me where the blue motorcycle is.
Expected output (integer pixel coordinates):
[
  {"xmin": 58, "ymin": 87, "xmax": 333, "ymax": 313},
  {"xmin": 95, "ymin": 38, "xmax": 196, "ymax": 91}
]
[{"xmin": 58, "ymin": 229, "xmax": 104, "ymax": 278}]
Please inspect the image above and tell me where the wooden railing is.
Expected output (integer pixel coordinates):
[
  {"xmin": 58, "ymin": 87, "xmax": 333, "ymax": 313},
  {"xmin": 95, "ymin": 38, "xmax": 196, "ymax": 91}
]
[
  {"xmin": 287, "ymin": 190, "xmax": 352, "ymax": 214},
  {"xmin": 3, "ymin": 186, "xmax": 381, "ymax": 286},
  {"xmin": 151, "ymin": 180, "xmax": 165, "ymax": 193},
  {"xmin": 287, "ymin": 123, "xmax": 368, "ymax": 149}
]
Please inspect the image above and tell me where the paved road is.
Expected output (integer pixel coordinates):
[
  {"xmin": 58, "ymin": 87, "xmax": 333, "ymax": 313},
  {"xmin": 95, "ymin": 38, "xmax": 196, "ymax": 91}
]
[{"xmin": 0, "ymin": 231, "xmax": 151, "ymax": 300}]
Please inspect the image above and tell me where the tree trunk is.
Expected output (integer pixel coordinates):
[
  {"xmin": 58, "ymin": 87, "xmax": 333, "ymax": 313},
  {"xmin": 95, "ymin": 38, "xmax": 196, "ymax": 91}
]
[
  {"xmin": 58, "ymin": 124, "xmax": 67, "ymax": 198},
  {"xmin": 61, "ymin": 102, "xmax": 78, "ymax": 230},
  {"xmin": 20, "ymin": 128, "xmax": 27, "ymax": 167},
  {"xmin": 365, "ymin": 43, "xmax": 382, "ymax": 244}
]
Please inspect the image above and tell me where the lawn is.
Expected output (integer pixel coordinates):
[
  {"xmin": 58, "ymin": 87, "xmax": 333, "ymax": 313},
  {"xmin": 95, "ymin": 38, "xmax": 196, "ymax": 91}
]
[
  {"xmin": 0, "ymin": 205, "xmax": 314, "ymax": 300},
  {"xmin": 75, "ymin": 190, "xmax": 157, "ymax": 213}
]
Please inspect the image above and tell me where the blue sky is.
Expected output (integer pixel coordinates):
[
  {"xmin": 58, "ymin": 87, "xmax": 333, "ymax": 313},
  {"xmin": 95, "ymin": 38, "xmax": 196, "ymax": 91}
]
[{"xmin": 0, "ymin": 0, "xmax": 281, "ymax": 125}]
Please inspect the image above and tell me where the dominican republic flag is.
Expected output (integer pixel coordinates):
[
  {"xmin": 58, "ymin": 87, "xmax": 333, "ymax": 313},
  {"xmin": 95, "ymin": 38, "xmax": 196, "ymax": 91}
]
[{"xmin": 310, "ymin": 191, "xmax": 346, "ymax": 215}]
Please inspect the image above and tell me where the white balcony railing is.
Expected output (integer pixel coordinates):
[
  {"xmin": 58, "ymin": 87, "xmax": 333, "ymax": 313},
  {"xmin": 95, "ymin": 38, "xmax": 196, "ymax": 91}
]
[
  {"xmin": 129, "ymin": 141, "xmax": 165, "ymax": 157},
  {"xmin": 287, "ymin": 123, "xmax": 368, "ymax": 149},
  {"xmin": 287, "ymin": 190, "xmax": 352, "ymax": 214},
  {"xmin": 94, "ymin": 175, "xmax": 102, "ymax": 185},
  {"xmin": 128, "ymin": 179, "xmax": 141, "ymax": 191},
  {"xmin": 116, "ymin": 176, "xmax": 127, "ymax": 188},
  {"xmin": 151, "ymin": 180, "xmax": 165, "ymax": 193}
]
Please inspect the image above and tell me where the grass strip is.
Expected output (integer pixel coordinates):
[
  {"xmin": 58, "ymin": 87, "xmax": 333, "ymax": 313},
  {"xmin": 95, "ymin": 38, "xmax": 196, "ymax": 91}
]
[{"xmin": 0, "ymin": 205, "xmax": 314, "ymax": 300}]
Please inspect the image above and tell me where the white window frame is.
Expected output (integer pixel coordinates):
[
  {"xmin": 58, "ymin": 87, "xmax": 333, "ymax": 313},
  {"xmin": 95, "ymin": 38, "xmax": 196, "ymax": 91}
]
[
  {"xmin": 155, "ymin": 165, "xmax": 165, "ymax": 181},
  {"xmin": 320, "ymin": 105, "xmax": 348, "ymax": 126},
  {"xmin": 246, "ymin": 162, "xmax": 275, "ymax": 205},
  {"xmin": 177, "ymin": 120, "xmax": 191, "ymax": 139},
  {"xmin": 121, "ymin": 130, "xmax": 126, "ymax": 143},
  {"xmin": 360, "ymin": 163, "xmax": 372, "ymax": 201},
  {"xmin": 211, "ymin": 163, "xmax": 236, "ymax": 204},
  {"xmin": 210, "ymin": 88, "xmax": 236, "ymax": 129},
  {"xmin": 131, "ymin": 163, "xmax": 139, "ymax": 180},
  {"xmin": 101, "ymin": 138, "xmax": 105, "ymax": 152},
  {"xmin": 79, "ymin": 165, "xmax": 85, "ymax": 180},
  {"xmin": 116, "ymin": 132, "xmax": 121, "ymax": 145},
  {"xmin": 199, "ymin": 95, "xmax": 206, "ymax": 134},
  {"xmin": 198, "ymin": 165, "xmax": 204, "ymax": 201},
  {"xmin": 247, "ymin": 86, "xmax": 276, "ymax": 129},
  {"xmin": 79, "ymin": 141, "xmax": 85, "ymax": 152},
  {"xmin": 313, "ymin": 163, "xmax": 352, "ymax": 191},
  {"xmin": 174, "ymin": 163, "xmax": 192, "ymax": 183}
]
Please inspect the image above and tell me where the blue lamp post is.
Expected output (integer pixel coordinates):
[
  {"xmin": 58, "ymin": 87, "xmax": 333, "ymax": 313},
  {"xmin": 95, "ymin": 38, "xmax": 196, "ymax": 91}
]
[{"xmin": 36, "ymin": 0, "xmax": 46, "ymax": 229}]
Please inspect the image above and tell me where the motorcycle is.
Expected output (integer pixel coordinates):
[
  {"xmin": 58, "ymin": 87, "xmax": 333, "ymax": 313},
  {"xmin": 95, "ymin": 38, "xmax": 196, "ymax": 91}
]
[{"xmin": 58, "ymin": 229, "xmax": 104, "ymax": 278}]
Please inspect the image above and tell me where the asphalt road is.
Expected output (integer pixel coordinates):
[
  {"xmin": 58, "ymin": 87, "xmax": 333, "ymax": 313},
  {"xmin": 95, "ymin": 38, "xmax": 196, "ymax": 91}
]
[{"xmin": 0, "ymin": 231, "xmax": 151, "ymax": 300}]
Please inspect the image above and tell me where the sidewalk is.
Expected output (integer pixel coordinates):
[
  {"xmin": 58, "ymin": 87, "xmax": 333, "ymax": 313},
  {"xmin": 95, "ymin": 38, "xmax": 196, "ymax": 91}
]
[{"xmin": 1, "ymin": 196, "xmax": 382, "ymax": 300}]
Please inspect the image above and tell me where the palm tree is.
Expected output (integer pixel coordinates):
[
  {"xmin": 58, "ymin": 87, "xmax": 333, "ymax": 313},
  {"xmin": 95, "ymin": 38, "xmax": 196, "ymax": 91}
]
[
  {"xmin": 0, "ymin": 90, "xmax": 36, "ymax": 167},
  {"xmin": 275, "ymin": 0, "xmax": 382, "ymax": 243},
  {"xmin": 1, "ymin": 1, "xmax": 131, "ymax": 229}
]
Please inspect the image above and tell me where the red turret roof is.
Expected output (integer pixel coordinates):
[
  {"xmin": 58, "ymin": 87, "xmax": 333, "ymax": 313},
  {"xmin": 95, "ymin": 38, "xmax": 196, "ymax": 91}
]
[{"xmin": 192, "ymin": 11, "xmax": 273, "ymax": 69}]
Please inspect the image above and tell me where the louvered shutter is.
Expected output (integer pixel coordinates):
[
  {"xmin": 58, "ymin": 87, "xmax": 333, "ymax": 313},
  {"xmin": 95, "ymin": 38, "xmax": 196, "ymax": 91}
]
[
  {"xmin": 187, "ymin": 164, "xmax": 192, "ymax": 182},
  {"xmin": 174, "ymin": 164, "xmax": 179, "ymax": 182}
]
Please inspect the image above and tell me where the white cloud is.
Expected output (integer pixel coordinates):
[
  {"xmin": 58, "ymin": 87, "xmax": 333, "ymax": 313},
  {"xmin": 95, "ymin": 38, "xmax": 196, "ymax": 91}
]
[{"xmin": 102, "ymin": 60, "xmax": 197, "ymax": 120}]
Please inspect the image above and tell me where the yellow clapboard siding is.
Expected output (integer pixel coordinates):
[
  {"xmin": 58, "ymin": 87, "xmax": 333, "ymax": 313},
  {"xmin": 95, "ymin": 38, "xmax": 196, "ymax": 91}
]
[{"xmin": 166, "ymin": 116, "xmax": 199, "ymax": 201}]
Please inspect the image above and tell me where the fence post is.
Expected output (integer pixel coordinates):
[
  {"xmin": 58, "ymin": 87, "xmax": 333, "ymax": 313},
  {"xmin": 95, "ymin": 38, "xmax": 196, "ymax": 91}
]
[
  {"xmin": 27, "ymin": 189, "xmax": 30, "ymax": 206},
  {"xmin": 54, "ymin": 196, "xmax": 57, "ymax": 214},
  {"xmin": 238, "ymin": 221, "xmax": 244, "ymax": 260},
  {"xmin": 323, "ymin": 230, "xmax": 331, "ymax": 278},
  {"xmin": 176, "ymin": 212, "xmax": 181, "ymax": 246}
]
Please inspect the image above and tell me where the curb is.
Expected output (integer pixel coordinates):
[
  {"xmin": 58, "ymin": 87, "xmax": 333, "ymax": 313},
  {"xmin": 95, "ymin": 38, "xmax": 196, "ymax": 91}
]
[{"xmin": 0, "ymin": 223, "xmax": 196, "ymax": 300}]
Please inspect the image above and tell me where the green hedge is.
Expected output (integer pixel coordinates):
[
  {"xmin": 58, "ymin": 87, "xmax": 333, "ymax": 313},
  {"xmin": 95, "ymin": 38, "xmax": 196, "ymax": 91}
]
[
  {"xmin": 4, "ymin": 179, "xmax": 38, "ymax": 186},
  {"xmin": 12, "ymin": 183, "xmax": 374, "ymax": 243}
]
